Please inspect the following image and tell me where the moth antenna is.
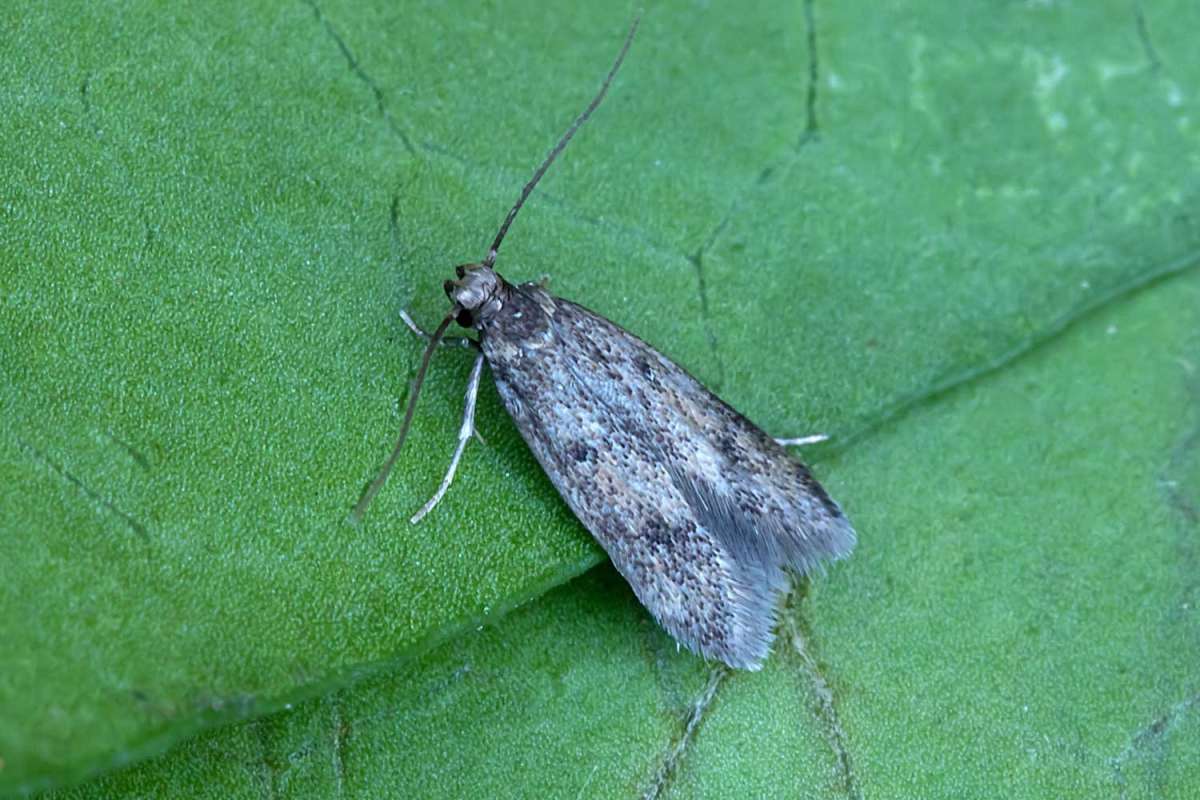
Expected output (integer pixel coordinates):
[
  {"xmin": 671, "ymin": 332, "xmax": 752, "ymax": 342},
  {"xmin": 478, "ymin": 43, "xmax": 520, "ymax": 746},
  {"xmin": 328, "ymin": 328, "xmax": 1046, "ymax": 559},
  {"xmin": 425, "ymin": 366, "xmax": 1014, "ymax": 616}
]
[
  {"xmin": 483, "ymin": 14, "xmax": 641, "ymax": 267},
  {"xmin": 349, "ymin": 309, "xmax": 458, "ymax": 524}
]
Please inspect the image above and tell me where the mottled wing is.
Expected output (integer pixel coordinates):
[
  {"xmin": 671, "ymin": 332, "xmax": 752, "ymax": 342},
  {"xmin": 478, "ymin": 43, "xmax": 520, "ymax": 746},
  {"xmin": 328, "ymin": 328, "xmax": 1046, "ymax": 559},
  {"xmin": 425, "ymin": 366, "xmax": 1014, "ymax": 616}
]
[{"xmin": 480, "ymin": 282, "xmax": 855, "ymax": 669}]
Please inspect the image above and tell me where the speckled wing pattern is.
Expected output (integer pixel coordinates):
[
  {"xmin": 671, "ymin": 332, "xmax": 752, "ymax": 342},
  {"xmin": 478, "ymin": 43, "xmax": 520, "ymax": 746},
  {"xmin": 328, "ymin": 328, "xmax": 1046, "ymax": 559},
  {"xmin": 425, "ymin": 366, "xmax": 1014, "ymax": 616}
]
[{"xmin": 480, "ymin": 279, "xmax": 855, "ymax": 670}]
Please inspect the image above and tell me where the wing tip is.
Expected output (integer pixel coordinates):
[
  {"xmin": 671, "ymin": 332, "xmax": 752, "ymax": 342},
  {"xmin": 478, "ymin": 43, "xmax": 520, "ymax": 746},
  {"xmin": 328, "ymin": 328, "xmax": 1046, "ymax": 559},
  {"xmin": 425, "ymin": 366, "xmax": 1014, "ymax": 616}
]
[
  {"xmin": 782, "ymin": 508, "xmax": 857, "ymax": 577},
  {"xmin": 707, "ymin": 519, "xmax": 856, "ymax": 669}
]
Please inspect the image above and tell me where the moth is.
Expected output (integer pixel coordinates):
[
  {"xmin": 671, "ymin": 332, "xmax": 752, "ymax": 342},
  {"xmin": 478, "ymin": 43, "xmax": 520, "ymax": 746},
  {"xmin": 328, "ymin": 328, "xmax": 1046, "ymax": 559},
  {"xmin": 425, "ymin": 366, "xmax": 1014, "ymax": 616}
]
[{"xmin": 352, "ymin": 18, "xmax": 855, "ymax": 670}]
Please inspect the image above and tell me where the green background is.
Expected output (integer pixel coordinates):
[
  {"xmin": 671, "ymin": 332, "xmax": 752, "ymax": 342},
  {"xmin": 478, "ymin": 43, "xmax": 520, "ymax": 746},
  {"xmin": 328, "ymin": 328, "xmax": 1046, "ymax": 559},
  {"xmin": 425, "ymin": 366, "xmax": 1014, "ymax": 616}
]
[{"xmin": 1, "ymin": 0, "xmax": 1197, "ymax": 797}]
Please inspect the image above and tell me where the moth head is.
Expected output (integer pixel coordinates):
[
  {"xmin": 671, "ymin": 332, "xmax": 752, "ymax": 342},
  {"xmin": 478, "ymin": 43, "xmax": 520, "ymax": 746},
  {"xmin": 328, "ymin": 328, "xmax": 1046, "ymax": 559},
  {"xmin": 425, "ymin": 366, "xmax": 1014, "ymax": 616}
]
[{"xmin": 444, "ymin": 263, "xmax": 504, "ymax": 328}]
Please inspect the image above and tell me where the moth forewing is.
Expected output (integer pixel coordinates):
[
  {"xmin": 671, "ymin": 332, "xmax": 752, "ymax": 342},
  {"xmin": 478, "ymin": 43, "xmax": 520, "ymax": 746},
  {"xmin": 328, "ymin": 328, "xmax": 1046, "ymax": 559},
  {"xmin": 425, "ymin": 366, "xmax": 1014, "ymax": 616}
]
[{"xmin": 479, "ymin": 286, "xmax": 854, "ymax": 669}]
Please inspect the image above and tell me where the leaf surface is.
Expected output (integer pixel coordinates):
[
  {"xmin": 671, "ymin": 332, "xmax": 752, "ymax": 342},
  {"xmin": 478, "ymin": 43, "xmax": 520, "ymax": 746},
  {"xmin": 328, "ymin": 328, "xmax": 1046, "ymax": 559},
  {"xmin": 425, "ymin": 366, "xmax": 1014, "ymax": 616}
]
[{"xmin": 2, "ymin": 0, "xmax": 1198, "ymax": 794}]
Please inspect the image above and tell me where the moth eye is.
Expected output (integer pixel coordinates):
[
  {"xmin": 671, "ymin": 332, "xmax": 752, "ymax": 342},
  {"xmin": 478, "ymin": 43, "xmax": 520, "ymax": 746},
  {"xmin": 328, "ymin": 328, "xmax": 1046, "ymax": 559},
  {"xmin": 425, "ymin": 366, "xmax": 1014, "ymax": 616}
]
[
  {"xmin": 455, "ymin": 265, "xmax": 467, "ymax": 279},
  {"xmin": 455, "ymin": 308, "xmax": 475, "ymax": 328}
]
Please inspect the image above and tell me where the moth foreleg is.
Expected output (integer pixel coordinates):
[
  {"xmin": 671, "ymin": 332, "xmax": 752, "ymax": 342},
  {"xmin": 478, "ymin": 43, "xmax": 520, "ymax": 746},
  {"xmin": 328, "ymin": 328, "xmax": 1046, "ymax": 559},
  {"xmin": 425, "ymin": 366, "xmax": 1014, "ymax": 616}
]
[
  {"xmin": 774, "ymin": 434, "xmax": 829, "ymax": 447},
  {"xmin": 399, "ymin": 309, "xmax": 476, "ymax": 350},
  {"xmin": 409, "ymin": 350, "xmax": 486, "ymax": 524}
]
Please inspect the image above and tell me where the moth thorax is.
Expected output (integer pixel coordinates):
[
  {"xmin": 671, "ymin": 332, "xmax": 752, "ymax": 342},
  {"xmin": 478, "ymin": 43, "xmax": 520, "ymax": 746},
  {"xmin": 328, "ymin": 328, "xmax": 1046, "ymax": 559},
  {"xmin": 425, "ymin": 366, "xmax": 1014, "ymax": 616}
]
[{"xmin": 445, "ymin": 265, "xmax": 505, "ymax": 328}]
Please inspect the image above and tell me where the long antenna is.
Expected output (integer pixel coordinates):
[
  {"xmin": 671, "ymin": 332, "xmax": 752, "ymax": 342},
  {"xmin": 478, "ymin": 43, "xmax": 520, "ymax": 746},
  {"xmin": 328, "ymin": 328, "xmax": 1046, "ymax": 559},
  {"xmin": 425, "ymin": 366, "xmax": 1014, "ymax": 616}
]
[
  {"xmin": 483, "ymin": 15, "xmax": 641, "ymax": 268},
  {"xmin": 349, "ymin": 309, "xmax": 458, "ymax": 524}
]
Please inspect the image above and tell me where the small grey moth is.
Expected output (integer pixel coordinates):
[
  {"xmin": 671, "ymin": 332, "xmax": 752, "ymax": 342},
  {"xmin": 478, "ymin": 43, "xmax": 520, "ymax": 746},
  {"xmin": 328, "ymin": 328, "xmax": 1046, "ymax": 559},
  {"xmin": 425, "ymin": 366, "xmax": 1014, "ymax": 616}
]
[{"xmin": 353, "ymin": 17, "xmax": 855, "ymax": 670}]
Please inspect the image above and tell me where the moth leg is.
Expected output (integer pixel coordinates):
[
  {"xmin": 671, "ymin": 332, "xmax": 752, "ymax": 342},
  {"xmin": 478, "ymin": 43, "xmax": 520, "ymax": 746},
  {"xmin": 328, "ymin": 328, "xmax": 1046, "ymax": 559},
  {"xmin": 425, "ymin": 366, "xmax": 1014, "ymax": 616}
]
[
  {"xmin": 399, "ymin": 309, "xmax": 475, "ymax": 350},
  {"xmin": 410, "ymin": 351, "xmax": 486, "ymax": 524},
  {"xmin": 774, "ymin": 434, "xmax": 829, "ymax": 447}
]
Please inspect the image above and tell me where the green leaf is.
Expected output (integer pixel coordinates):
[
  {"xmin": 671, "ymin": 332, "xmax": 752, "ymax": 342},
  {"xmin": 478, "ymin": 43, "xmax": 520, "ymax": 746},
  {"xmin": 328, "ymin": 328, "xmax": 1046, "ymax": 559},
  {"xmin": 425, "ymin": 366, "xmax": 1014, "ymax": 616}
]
[
  {"xmin": 2, "ymin": 0, "xmax": 1198, "ymax": 795},
  {"xmin": 48, "ymin": 269, "xmax": 1200, "ymax": 799}
]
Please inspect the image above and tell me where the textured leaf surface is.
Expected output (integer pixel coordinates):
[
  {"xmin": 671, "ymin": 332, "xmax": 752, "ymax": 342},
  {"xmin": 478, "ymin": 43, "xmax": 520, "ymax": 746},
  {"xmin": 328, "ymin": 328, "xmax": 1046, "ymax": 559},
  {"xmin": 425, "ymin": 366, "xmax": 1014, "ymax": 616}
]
[
  {"xmin": 51, "ymin": 245, "xmax": 1200, "ymax": 800},
  {"xmin": 2, "ymin": 0, "xmax": 1198, "ymax": 795}
]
